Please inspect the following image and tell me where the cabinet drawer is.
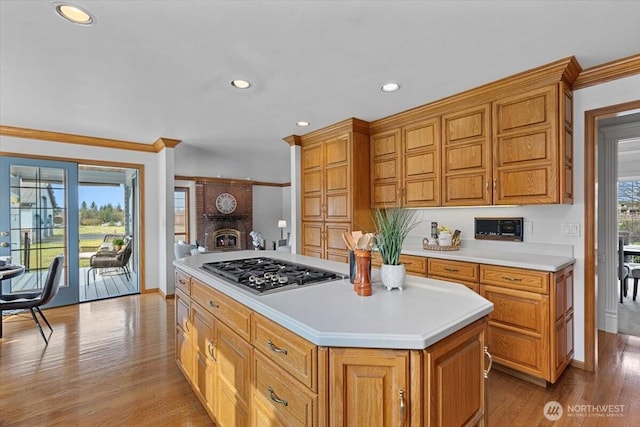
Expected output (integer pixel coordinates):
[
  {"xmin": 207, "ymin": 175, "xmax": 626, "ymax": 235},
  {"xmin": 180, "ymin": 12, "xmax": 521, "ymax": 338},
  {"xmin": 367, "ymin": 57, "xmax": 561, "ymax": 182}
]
[
  {"xmin": 371, "ymin": 253, "xmax": 426, "ymax": 276},
  {"xmin": 428, "ymin": 258, "xmax": 479, "ymax": 282},
  {"xmin": 399, "ymin": 254, "xmax": 427, "ymax": 275},
  {"xmin": 481, "ymin": 285, "xmax": 548, "ymax": 335},
  {"xmin": 487, "ymin": 324, "xmax": 546, "ymax": 378},
  {"xmin": 252, "ymin": 312, "xmax": 318, "ymax": 391},
  {"xmin": 252, "ymin": 350, "xmax": 318, "ymax": 427},
  {"xmin": 191, "ymin": 278, "xmax": 252, "ymax": 342},
  {"xmin": 175, "ymin": 269, "xmax": 191, "ymax": 295},
  {"xmin": 480, "ymin": 265, "xmax": 549, "ymax": 294}
]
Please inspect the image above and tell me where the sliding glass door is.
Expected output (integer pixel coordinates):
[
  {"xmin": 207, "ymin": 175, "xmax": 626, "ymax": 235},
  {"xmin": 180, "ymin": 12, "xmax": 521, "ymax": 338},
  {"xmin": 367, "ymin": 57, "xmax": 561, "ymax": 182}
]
[{"xmin": 0, "ymin": 157, "xmax": 79, "ymax": 307}]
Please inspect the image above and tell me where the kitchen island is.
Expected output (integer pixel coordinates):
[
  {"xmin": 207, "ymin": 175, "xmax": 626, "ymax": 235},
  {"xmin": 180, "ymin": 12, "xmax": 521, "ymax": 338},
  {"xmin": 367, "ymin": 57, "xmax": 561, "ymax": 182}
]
[{"xmin": 174, "ymin": 250, "xmax": 493, "ymax": 426}]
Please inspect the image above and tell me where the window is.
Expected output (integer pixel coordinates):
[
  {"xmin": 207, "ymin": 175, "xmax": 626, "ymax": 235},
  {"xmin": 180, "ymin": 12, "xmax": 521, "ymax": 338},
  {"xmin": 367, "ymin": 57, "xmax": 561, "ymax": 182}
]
[{"xmin": 174, "ymin": 187, "xmax": 189, "ymax": 243}]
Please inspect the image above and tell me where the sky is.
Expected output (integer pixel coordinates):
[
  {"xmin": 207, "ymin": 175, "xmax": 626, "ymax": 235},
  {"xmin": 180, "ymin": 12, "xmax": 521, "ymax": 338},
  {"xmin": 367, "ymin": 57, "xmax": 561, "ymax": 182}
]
[{"xmin": 78, "ymin": 185, "xmax": 124, "ymax": 208}]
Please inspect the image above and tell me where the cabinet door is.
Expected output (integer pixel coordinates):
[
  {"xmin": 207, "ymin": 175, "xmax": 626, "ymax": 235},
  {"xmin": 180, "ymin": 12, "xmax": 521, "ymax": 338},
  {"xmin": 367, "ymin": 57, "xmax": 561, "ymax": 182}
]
[
  {"xmin": 215, "ymin": 320, "xmax": 251, "ymax": 427},
  {"xmin": 493, "ymin": 86, "xmax": 560, "ymax": 204},
  {"xmin": 329, "ymin": 348, "xmax": 409, "ymax": 427},
  {"xmin": 191, "ymin": 302, "xmax": 216, "ymax": 412},
  {"xmin": 302, "ymin": 222, "xmax": 323, "ymax": 259},
  {"xmin": 325, "ymin": 223, "xmax": 350, "ymax": 263},
  {"xmin": 550, "ymin": 266, "xmax": 574, "ymax": 383},
  {"xmin": 175, "ymin": 290, "xmax": 193, "ymax": 380},
  {"xmin": 325, "ymin": 135, "xmax": 351, "ymax": 222},
  {"xmin": 403, "ymin": 118, "xmax": 441, "ymax": 207},
  {"xmin": 371, "ymin": 129, "xmax": 401, "ymax": 207},
  {"xmin": 442, "ymin": 104, "xmax": 492, "ymax": 206},
  {"xmin": 425, "ymin": 318, "xmax": 487, "ymax": 427},
  {"xmin": 302, "ymin": 143, "xmax": 324, "ymax": 222}
]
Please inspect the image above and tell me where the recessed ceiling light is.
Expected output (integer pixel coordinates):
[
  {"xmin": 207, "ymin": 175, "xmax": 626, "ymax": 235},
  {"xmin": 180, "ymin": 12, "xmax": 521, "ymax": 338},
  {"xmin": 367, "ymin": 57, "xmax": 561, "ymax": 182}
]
[
  {"xmin": 381, "ymin": 83, "xmax": 400, "ymax": 92},
  {"xmin": 53, "ymin": 2, "xmax": 95, "ymax": 25},
  {"xmin": 231, "ymin": 80, "xmax": 251, "ymax": 89},
  {"xmin": 296, "ymin": 121, "xmax": 310, "ymax": 127}
]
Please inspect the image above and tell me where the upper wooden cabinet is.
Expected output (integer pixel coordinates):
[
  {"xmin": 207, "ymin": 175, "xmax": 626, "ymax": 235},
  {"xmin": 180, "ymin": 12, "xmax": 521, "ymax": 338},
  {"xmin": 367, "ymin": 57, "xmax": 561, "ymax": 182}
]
[
  {"xmin": 367, "ymin": 56, "xmax": 580, "ymax": 208},
  {"xmin": 493, "ymin": 84, "xmax": 574, "ymax": 204},
  {"xmin": 442, "ymin": 104, "xmax": 492, "ymax": 206},
  {"xmin": 296, "ymin": 118, "xmax": 372, "ymax": 261},
  {"xmin": 371, "ymin": 117, "xmax": 441, "ymax": 207}
]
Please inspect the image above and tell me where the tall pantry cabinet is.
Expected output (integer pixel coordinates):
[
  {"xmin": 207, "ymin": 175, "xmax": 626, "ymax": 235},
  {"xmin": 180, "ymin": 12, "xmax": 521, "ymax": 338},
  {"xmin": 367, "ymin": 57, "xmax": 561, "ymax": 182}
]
[{"xmin": 291, "ymin": 118, "xmax": 372, "ymax": 262}]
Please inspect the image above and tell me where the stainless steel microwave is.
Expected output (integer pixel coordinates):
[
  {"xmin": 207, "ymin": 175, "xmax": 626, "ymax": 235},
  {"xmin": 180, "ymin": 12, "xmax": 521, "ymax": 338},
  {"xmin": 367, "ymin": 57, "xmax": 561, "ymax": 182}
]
[{"xmin": 474, "ymin": 217, "xmax": 524, "ymax": 242}]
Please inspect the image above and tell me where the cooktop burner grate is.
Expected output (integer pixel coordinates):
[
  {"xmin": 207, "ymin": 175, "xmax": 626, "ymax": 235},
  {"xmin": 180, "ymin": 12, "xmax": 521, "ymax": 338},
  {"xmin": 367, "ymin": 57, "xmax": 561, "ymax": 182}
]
[{"xmin": 201, "ymin": 257, "xmax": 344, "ymax": 294}]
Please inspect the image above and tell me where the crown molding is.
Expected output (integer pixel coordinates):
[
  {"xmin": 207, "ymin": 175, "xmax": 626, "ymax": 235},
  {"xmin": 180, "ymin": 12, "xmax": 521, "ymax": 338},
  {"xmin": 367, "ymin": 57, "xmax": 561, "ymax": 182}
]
[
  {"xmin": 0, "ymin": 125, "xmax": 180, "ymax": 153},
  {"xmin": 175, "ymin": 175, "xmax": 290, "ymax": 187},
  {"xmin": 573, "ymin": 54, "xmax": 640, "ymax": 90},
  {"xmin": 370, "ymin": 56, "xmax": 581, "ymax": 132},
  {"xmin": 283, "ymin": 135, "xmax": 302, "ymax": 146}
]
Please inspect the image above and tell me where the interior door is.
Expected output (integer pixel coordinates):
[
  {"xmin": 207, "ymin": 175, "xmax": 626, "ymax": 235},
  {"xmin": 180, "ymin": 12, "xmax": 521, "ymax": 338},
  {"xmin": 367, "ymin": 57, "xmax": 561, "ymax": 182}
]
[{"xmin": 0, "ymin": 156, "xmax": 79, "ymax": 307}]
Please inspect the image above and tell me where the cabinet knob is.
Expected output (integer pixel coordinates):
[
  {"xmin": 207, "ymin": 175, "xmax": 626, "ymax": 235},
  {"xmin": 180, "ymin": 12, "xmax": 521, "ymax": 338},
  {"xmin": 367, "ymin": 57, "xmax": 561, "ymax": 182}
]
[
  {"xmin": 268, "ymin": 386, "xmax": 288, "ymax": 406},
  {"xmin": 267, "ymin": 339, "xmax": 288, "ymax": 355},
  {"xmin": 208, "ymin": 341, "xmax": 218, "ymax": 362},
  {"xmin": 484, "ymin": 346, "xmax": 493, "ymax": 378},
  {"xmin": 399, "ymin": 389, "xmax": 406, "ymax": 426}
]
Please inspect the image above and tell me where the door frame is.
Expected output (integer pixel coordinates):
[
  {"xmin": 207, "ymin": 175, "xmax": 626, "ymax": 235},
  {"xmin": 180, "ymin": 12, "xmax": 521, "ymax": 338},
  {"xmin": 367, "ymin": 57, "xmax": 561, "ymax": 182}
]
[
  {"xmin": 0, "ymin": 156, "xmax": 79, "ymax": 306},
  {"xmin": 0, "ymin": 152, "xmax": 147, "ymax": 294},
  {"xmin": 584, "ymin": 99, "xmax": 640, "ymax": 371}
]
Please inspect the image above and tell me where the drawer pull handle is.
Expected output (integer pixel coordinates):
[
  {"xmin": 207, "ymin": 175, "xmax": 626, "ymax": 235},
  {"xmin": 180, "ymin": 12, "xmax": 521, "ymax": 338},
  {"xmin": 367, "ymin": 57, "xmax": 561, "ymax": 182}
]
[
  {"xmin": 267, "ymin": 339, "xmax": 288, "ymax": 355},
  {"xmin": 444, "ymin": 268, "xmax": 459, "ymax": 273},
  {"xmin": 268, "ymin": 386, "xmax": 288, "ymax": 406},
  {"xmin": 484, "ymin": 346, "xmax": 493, "ymax": 378},
  {"xmin": 399, "ymin": 389, "xmax": 406, "ymax": 426},
  {"xmin": 501, "ymin": 276, "xmax": 522, "ymax": 282},
  {"xmin": 178, "ymin": 279, "xmax": 186, "ymax": 285},
  {"xmin": 207, "ymin": 341, "xmax": 218, "ymax": 362},
  {"xmin": 208, "ymin": 300, "xmax": 219, "ymax": 308}
]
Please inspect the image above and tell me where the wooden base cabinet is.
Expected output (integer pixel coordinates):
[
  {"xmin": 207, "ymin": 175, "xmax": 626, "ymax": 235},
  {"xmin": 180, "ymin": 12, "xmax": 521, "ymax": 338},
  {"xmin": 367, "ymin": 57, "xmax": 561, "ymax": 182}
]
[
  {"xmin": 329, "ymin": 348, "xmax": 410, "ymax": 427},
  {"xmin": 480, "ymin": 264, "xmax": 574, "ymax": 384},
  {"xmin": 425, "ymin": 318, "xmax": 488, "ymax": 427},
  {"xmin": 176, "ymin": 269, "xmax": 490, "ymax": 427},
  {"xmin": 328, "ymin": 318, "xmax": 489, "ymax": 427}
]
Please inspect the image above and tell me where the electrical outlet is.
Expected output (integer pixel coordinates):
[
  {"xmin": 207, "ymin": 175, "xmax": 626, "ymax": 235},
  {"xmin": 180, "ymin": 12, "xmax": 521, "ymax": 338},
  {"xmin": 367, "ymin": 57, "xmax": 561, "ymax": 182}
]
[
  {"xmin": 524, "ymin": 220, "xmax": 533, "ymax": 235},
  {"xmin": 562, "ymin": 223, "xmax": 580, "ymax": 237}
]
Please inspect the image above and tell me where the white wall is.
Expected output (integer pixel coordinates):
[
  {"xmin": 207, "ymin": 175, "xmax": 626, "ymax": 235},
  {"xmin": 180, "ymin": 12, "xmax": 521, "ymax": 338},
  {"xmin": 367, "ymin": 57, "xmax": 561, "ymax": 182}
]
[
  {"xmin": 0, "ymin": 136, "xmax": 165, "ymax": 294},
  {"xmin": 571, "ymin": 74, "xmax": 640, "ymax": 362},
  {"xmin": 252, "ymin": 185, "xmax": 291, "ymax": 249}
]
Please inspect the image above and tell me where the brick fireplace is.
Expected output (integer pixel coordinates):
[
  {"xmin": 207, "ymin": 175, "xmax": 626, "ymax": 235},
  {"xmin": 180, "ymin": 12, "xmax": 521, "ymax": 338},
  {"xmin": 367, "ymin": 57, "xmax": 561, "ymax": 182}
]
[{"xmin": 195, "ymin": 180, "xmax": 253, "ymax": 251}]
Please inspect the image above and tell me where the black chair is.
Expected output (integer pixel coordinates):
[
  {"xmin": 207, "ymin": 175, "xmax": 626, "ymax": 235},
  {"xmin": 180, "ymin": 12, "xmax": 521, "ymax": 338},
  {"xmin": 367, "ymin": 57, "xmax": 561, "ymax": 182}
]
[
  {"xmin": 619, "ymin": 236, "xmax": 634, "ymax": 303},
  {"xmin": 0, "ymin": 255, "xmax": 64, "ymax": 344}
]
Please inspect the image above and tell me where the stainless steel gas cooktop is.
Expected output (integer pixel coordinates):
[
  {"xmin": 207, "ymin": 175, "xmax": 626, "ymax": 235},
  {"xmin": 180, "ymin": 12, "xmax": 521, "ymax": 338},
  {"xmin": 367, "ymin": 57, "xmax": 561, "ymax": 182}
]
[{"xmin": 201, "ymin": 257, "xmax": 344, "ymax": 295}]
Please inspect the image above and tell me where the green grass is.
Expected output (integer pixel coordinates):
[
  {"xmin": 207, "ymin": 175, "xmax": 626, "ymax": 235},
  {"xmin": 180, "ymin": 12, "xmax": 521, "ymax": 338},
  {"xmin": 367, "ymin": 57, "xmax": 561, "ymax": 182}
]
[{"xmin": 17, "ymin": 225, "xmax": 125, "ymax": 270}]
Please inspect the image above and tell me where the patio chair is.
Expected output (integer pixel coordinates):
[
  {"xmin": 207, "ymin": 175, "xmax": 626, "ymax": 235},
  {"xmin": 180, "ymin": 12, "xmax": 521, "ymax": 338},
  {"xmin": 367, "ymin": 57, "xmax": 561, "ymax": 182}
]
[
  {"xmin": 87, "ymin": 237, "xmax": 132, "ymax": 285},
  {"xmin": 0, "ymin": 255, "xmax": 64, "ymax": 344}
]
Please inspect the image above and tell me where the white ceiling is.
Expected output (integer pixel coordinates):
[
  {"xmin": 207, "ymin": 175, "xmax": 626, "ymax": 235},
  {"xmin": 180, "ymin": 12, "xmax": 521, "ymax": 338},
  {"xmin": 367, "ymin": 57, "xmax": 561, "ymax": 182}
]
[{"xmin": 1, "ymin": 1, "xmax": 639, "ymax": 183}]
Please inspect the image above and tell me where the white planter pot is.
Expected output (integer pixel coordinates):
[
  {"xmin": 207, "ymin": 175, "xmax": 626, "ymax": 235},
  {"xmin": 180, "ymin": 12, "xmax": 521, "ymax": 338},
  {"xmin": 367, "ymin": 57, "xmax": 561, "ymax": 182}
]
[{"xmin": 380, "ymin": 264, "xmax": 406, "ymax": 291}]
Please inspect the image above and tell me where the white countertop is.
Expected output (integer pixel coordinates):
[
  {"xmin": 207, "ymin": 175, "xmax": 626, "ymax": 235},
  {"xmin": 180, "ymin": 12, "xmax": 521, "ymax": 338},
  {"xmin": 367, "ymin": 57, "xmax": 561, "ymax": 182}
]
[
  {"xmin": 174, "ymin": 250, "xmax": 493, "ymax": 350},
  {"xmin": 402, "ymin": 242, "xmax": 575, "ymax": 271}
]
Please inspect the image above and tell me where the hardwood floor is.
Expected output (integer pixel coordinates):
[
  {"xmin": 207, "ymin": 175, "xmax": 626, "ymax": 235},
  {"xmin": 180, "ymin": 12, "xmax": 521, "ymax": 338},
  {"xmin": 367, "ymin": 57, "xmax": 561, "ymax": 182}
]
[
  {"xmin": 1, "ymin": 294, "xmax": 639, "ymax": 426},
  {"xmin": 0, "ymin": 294, "xmax": 212, "ymax": 426}
]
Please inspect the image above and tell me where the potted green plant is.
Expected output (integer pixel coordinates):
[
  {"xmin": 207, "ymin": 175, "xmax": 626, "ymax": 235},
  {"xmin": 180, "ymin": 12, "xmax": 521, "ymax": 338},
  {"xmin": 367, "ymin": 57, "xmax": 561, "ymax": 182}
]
[
  {"xmin": 112, "ymin": 237, "xmax": 125, "ymax": 251},
  {"xmin": 372, "ymin": 207, "xmax": 420, "ymax": 290}
]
